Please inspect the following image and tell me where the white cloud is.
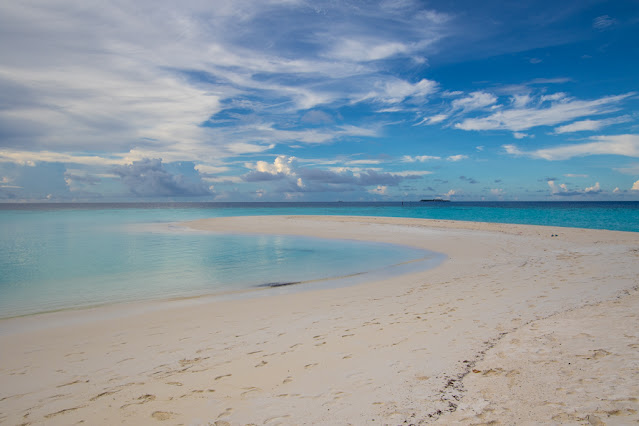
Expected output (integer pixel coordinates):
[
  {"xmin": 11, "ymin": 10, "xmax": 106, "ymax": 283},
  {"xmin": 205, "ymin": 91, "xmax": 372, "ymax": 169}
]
[
  {"xmin": 0, "ymin": 150, "xmax": 126, "ymax": 166},
  {"xmin": 345, "ymin": 159, "xmax": 382, "ymax": 165},
  {"xmin": 547, "ymin": 180, "xmax": 569, "ymax": 195},
  {"xmin": 392, "ymin": 170, "xmax": 433, "ymax": 176},
  {"xmin": 194, "ymin": 164, "xmax": 231, "ymax": 175},
  {"xmin": 564, "ymin": 174, "xmax": 588, "ymax": 178},
  {"xmin": 585, "ymin": 182, "xmax": 601, "ymax": 193},
  {"xmin": 451, "ymin": 91, "xmax": 497, "ymax": 111},
  {"xmin": 252, "ymin": 155, "xmax": 296, "ymax": 175},
  {"xmin": 455, "ymin": 93, "xmax": 633, "ymax": 132},
  {"xmin": 358, "ymin": 78, "xmax": 438, "ymax": 104},
  {"xmin": 202, "ymin": 175, "xmax": 244, "ymax": 184},
  {"xmin": 554, "ymin": 115, "xmax": 631, "ymax": 134},
  {"xmin": 632, "ymin": 180, "xmax": 639, "ymax": 191},
  {"xmin": 414, "ymin": 114, "xmax": 448, "ymax": 126},
  {"xmin": 447, "ymin": 154, "xmax": 468, "ymax": 162},
  {"xmin": 329, "ymin": 39, "xmax": 410, "ymax": 62},
  {"xmin": 555, "ymin": 119, "xmax": 602, "ymax": 133},
  {"xmin": 540, "ymin": 93, "xmax": 567, "ymax": 102},
  {"xmin": 513, "ymin": 132, "xmax": 529, "ymax": 139},
  {"xmin": 613, "ymin": 187, "xmax": 620, "ymax": 193},
  {"xmin": 504, "ymin": 134, "xmax": 639, "ymax": 160},
  {"xmin": 511, "ymin": 94, "xmax": 532, "ymax": 108},
  {"xmin": 0, "ymin": 176, "xmax": 21, "ymax": 189},
  {"xmin": 402, "ymin": 155, "xmax": 441, "ymax": 162},
  {"xmin": 0, "ymin": 0, "xmax": 449, "ymax": 170}
]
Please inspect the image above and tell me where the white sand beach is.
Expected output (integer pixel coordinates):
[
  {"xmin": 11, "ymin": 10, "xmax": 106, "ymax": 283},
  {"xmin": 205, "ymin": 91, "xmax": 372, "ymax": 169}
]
[{"xmin": 1, "ymin": 215, "xmax": 638, "ymax": 425}]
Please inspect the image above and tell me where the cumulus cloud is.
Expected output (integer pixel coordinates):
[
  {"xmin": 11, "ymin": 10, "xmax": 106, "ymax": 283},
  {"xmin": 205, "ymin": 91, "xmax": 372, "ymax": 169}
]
[
  {"xmin": 547, "ymin": 180, "xmax": 580, "ymax": 196},
  {"xmin": 242, "ymin": 155, "xmax": 412, "ymax": 194},
  {"xmin": 444, "ymin": 189, "xmax": 458, "ymax": 198},
  {"xmin": 585, "ymin": 182, "xmax": 601, "ymax": 193},
  {"xmin": 447, "ymin": 154, "xmax": 468, "ymax": 162},
  {"xmin": 632, "ymin": 180, "xmax": 639, "ymax": 191},
  {"xmin": 548, "ymin": 180, "xmax": 603, "ymax": 197},
  {"xmin": 112, "ymin": 158, "xmax": 212, "ymax": 197},
  {"xmin": 504, "ymin": 134, "xmax": 639, "ymax": 161}
]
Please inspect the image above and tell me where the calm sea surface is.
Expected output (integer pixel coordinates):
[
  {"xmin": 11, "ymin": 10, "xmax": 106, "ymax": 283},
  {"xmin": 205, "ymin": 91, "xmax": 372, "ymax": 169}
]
[{"xmin": 1, "ymin": 201, "xmax": 637, "ymax": 318}]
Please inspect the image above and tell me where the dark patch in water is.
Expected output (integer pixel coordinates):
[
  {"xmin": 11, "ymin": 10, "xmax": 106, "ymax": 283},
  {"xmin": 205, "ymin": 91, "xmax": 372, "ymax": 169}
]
[{"xmin": 258, "ymin": 281, "xmax": 302, "ymax": 288}]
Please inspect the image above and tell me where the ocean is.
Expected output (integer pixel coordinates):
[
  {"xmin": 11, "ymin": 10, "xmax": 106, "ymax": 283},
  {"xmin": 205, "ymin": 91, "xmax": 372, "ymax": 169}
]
[{"xmin": 1, "ymin": 201, "xmax": 637, "ymax": 318}]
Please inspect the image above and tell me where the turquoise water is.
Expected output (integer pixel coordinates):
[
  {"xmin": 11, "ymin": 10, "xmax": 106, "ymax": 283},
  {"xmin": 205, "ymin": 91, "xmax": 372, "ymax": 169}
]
[
  {"xmin": 0, "ymin": 205, "xmax": 436, "ymax": 318},
  {"xmin": 1, "ymin": 201, "xmax": 637, "ymax": 318}
]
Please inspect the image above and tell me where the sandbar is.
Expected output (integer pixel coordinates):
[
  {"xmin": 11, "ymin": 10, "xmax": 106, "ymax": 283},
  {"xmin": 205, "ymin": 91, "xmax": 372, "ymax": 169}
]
[{"xmin": 1, "ymin": 215, "xmax": 638, "ymax": 425}]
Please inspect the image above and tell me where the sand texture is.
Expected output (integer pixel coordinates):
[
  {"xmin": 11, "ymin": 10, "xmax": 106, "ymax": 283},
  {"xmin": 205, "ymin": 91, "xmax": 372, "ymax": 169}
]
[{"xmin": 1, "ymin": 215, "xmax": 638, "ymax": 425}]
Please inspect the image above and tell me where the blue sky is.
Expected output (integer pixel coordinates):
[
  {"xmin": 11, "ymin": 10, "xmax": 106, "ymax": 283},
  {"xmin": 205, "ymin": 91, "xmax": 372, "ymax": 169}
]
[{"xmin": 1, "ymin": 0, "xmax": 638, "ymax": 202}]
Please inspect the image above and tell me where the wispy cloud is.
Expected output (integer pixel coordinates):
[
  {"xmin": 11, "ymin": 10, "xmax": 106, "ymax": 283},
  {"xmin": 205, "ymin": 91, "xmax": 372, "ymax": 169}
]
[
  {"xmin": 0, "ymin": 0, "xmax": 448, "ymax": 169},
  {"xmin": 504, "ymin": 134, "xmax": 639, "ymax": 160},
  {"xmin": 451, "ymin": 91, "xmax": 497, "ymax": 111},
  {"xmin": 593, "ymin": 15, "xmax": 617, "ymax": 31},
  {"xmin": 402, "ymin": 155, "xmax": 441, "ymax": 162},
  {"xmin": 554, "ymin": 115, "xmax": 632, "ymax": 134},
  {"xmin": 455, "ymin": 93, "xmax": 633, "ymax": 132},
  {"xmin": 447, "ymin": 154, "xmax": 468, "ymax": 162}
]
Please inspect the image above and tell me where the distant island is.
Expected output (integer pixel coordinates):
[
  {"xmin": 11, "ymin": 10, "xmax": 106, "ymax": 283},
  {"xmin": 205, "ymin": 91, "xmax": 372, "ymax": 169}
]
[{"xmin": 419, "ymin": 199, "xmax": 451, "ymax": 202}]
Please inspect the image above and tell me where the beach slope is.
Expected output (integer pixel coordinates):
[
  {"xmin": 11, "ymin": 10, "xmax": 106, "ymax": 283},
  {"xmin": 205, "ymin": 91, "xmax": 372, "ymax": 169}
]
[{"xmin": 1, "ymin": 215, "xmax": 638, "ymax": 425}]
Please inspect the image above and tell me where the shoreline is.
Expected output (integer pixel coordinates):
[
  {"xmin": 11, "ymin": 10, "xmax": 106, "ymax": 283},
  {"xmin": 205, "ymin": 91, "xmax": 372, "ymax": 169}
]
[{"xmin": 1, "ymin": 216, "xmax": 638, "ymax": 424}]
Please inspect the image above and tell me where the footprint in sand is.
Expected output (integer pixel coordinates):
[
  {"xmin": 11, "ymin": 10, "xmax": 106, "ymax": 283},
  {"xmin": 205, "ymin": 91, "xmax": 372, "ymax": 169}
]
[
  {"xmin": 264, "ymin": 414, "xmax": 291, "ymax": 424},
  {"xmin": 151, "ymin": 411, "xmax": 173, "ymax": 421},
  {"xmin": 217, "ymin": 407, "xmax": 233, "ymax": 419},
  {"xmin": 241, "ymin": 387, "xmax": 261, "ymax": 397}
]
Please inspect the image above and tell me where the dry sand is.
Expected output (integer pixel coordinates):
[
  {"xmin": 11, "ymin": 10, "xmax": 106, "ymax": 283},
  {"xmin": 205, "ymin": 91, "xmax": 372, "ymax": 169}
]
[{"xmin": 1, "ymin": 215, "xmax": 638, "ymax": 425}]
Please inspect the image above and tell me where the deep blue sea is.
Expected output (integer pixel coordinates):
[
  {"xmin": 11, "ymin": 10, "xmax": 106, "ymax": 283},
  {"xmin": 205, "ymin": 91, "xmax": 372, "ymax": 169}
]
[{"xmin": 1, "ymin": 201, "xmax": 637, "ymax": 318}]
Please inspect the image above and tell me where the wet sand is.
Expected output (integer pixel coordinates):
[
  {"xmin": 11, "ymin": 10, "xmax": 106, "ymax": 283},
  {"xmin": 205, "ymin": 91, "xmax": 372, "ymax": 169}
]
[{"xmin": 1, "ymin": 215, "xmax": 638, "ymax": 425}]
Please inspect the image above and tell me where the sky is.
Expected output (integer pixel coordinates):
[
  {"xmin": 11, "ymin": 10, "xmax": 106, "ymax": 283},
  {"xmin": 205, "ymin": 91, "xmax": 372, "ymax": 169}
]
[{"xmin": 1, "ymin": 0, "xmax": 638, "ymax": 202}]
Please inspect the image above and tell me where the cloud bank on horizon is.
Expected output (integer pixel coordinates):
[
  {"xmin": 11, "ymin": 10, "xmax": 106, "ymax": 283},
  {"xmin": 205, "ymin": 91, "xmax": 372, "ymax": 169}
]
[{"xmin": 1, "ymin": 0, "xmax": 638, "ymax": 201}]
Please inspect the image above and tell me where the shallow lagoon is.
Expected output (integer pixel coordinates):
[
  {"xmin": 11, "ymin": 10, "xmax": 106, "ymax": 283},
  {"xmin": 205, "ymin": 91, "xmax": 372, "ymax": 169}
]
[{"xmin": 0, "ymin": 207, "xmax": 437, "ymax": 318}]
